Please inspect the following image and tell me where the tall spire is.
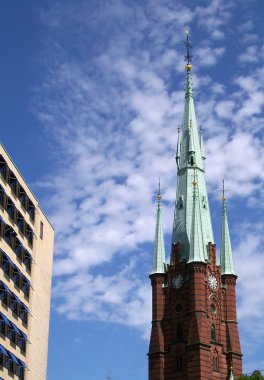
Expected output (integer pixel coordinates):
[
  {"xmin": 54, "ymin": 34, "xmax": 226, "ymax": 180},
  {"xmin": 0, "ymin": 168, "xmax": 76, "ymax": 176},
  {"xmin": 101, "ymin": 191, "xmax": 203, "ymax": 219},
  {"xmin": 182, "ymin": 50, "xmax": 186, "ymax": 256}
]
[
  {"xmin": 171, "ymin": 32, "xmax": 214, "ymax": 262},
  {"xmin": 188, "ymin": 173, "xmax": 206, "ymax": 263},
  {"xmin": 151, "ymin": 181, "xmax": 166, "ymax": 274},
  {"xmin": 220, "ymin": 180, "xmax": 235, "ymax": 275}
]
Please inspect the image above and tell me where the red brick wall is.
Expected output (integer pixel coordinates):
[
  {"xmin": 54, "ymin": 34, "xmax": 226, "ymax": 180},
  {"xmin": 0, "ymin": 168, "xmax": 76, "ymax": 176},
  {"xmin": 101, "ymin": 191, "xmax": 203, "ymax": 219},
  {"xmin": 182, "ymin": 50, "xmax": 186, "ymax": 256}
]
[{"xmin": 148, "ymin": 243, "xmax": 242, "ymax": 380}]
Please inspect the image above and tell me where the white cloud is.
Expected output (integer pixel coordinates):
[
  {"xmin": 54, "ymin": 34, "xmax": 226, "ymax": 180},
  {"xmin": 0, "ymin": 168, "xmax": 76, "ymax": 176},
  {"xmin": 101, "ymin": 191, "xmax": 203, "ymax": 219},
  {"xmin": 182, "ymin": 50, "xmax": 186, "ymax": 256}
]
[
  {"xmin": 53, "ymin": 259, "xmax": 152, "ymax": 337},
  {"xmin": 195, "ymin": 45, "xmax": 225, "ymax": 67},
  {"xmin": 34, "ymin": 0, "xmax": 264, "ymax": 354},
  {"xmin": 195, "ymin": 0, "xmax": 234, "ymax": 39},
  {"xmin": 238, "ymin": 45, "xmax": 264, "ymax": 63},
  {"xmin": 235, "ymin": 223, "xmax": 264, "ymax": 334}
]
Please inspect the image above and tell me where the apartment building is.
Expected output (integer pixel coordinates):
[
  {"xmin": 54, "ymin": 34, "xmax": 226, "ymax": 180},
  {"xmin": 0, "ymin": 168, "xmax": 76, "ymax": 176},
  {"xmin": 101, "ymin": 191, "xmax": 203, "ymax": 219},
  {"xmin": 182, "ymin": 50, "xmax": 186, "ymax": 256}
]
[{"xmin": 0, "ymin": 143, "xmax": 54, "ymax": 380}]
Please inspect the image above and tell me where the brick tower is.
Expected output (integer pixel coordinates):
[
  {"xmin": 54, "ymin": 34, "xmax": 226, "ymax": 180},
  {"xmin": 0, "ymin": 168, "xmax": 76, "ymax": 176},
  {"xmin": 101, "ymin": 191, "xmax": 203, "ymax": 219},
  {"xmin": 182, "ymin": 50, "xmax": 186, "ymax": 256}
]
[{"xmin": 148, "ymin": 33, "xmax": 242, "ymax": 380}]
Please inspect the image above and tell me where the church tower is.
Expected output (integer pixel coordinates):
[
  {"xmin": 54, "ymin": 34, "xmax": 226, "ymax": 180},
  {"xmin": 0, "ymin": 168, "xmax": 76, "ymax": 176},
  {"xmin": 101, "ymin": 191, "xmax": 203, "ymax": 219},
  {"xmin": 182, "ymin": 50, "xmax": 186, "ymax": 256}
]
[{"xmin": 148, "ymin": 33, "xmax": 242, "ymax": 380}]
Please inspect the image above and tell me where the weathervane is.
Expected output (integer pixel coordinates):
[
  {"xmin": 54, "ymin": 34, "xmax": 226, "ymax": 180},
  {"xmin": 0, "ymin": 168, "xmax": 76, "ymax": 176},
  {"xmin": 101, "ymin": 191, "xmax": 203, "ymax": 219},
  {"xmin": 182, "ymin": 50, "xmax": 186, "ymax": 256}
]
[{"xmin": 184, "ymin": 30, "xmax": 193, "ymax": 71}]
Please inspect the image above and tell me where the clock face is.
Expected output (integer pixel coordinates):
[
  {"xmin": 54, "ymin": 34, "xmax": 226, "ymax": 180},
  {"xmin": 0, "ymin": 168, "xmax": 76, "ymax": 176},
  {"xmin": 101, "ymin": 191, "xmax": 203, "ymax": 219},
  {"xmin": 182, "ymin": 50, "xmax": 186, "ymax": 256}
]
[
  {"xmin": 208, "ymin": 275, "xmax": 218, "ymax": 290},
  {"xmin": 172, "ymin": 274, "xmax": 183, "ymax": 289}
]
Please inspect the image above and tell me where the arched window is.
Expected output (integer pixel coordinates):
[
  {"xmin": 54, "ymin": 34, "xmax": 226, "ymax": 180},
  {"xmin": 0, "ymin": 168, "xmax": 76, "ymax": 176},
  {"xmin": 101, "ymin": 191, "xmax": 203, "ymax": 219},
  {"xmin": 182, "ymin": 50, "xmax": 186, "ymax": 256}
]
[
  {"xmin": 210, "ymin": 304, "xmax": 216, "ymax": 313},
  {"xmin": 177, "ymin": 324, "xmax": 183, "ymax": 343},
  {"xmin": 211, "ymin": 324, "xmax": 216, "ymax": 341},
  {"xmin": 212, "ymin": 350, "xmax": 219, "ymax": 371}
]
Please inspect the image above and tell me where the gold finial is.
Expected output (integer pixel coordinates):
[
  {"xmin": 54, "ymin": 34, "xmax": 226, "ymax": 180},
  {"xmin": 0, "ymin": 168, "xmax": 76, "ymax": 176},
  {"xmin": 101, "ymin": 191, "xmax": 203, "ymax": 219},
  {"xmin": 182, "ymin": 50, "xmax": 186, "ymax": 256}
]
[
  {"xmin": 222, "ymin": 179, "xmax": 227, "ymax": 201},
  {"xmin": 185, "ymin": 63, "xmax": 192, "ymax": 71}
]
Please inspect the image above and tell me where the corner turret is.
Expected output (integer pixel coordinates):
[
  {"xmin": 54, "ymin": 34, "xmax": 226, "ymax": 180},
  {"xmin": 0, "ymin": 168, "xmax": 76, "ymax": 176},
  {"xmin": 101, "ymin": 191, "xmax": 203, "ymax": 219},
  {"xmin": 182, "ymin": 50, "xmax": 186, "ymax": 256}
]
[
  {"xmin": 151, "ymin": 183, "xmax": 166, "ymax": 274},
  {"xmin": 220, "ymin": 180, "xmax": 235, "ymax": 275}
]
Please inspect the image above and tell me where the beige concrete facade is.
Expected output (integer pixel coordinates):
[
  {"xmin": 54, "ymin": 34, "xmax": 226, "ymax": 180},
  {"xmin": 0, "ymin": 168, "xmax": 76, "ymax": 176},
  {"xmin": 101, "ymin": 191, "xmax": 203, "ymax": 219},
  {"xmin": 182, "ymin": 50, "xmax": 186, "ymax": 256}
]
[{"xmin": 0, "ymin": 144, "xmax": 54, "ymax": 380}]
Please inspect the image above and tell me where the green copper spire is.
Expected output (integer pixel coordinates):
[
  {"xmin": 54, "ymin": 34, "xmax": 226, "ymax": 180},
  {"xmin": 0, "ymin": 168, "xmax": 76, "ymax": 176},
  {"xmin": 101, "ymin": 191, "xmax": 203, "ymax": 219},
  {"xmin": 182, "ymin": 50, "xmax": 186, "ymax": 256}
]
[
  {"xmin": 171, "ymin": 32, "xmax": 214, "ymax": 263},
  {"xmin": 151, "ymin": 183, "xmax": 166, "ymax": 274},
  {"xmin": 188, "ymin": 174, "xmax": 206, "ymax": 263},
  {"xmin": 220, "ymin": 181, "xmax": 235, "ymax": 275}
]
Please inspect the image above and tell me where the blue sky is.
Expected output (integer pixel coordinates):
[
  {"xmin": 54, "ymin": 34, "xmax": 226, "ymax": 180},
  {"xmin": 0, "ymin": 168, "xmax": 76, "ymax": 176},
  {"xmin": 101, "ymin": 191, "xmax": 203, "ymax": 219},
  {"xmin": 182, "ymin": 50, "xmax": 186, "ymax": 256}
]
[{"xmin": 0, "ymin": 0, "xmax": 264, "ymax": 379}]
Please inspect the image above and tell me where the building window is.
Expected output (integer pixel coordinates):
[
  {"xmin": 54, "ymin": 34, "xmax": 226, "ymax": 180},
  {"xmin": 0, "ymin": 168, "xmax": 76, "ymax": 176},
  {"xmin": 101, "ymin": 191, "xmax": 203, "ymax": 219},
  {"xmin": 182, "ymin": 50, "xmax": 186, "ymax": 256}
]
[
  {"xmin": 20, "ymin": 305, "xmax": 28, "ymax": 325},
  {"xmin": 0, "ymin": 317, "xmax": 5, "ymax": 334},
  {"xmin": 12, "ymin": 266, "xmax": 21, "ymax": 286},
  {"xmin": 18, "ymin": 335, "xmax": 26, "ymax": 352},
  {"xmin": 24, "ymin": 250, "xmax": 32, "ymax": 272},
  {"xmin": 16, "ymin": 359, "xmax": 26, "ymax": 379},
  {"xmin": 40, "ymin": 221, "xmax": 44, "ymax": 239},
  {"xmin": 17, "ymin": 212, "xmax": 25, "ymax": 234},
  {"xmin": 9, "ymin": 171, "xmax": 18, "ymax": 195},
  {"xmin": 27, "ymin": 199, "xmax": 35, "ymax": 222},
  {"xmin": 25, "ymin": 224, "xmax": 33, "ymax": 246},
  {"xmin": 5, "ymin": 356, "xmax": 14, "ymax": 373},
  {"xmin": 19, "ymin": 186, "xmax": 27, "ymax": 209},
  {"xmin": 210, "ymin": 304, "xmax": 216, "ymax": 313},
  {"xmin": 7, "ymin": 327, "xmax": 16, "ymax": 343},
  {"xmin": 7, "ymin": 198, "xmax": 16, "ymax": 221},
  {"xmin": 10, "ymin": 295, "xmax": 18, "ymax": 315},
  {"xmin": 4, "ymin": 225, "xmax": 16, "ymax": 249},
  {"xmin": 0, "ymin": 155, "xmax": 7, "ymax": 181},
  {"xmin": 22, "ymin": 277, "xmax": 30, "ymax": 298},
  {"xmin": 2, "ymin": 252, "xmax": 10, "ymax": 274},
  {"xmin": 0, "ymin": 283, "xmax": 8, "ymax": 304},
  {"xmin": 0, "ymin": 186, "xmax": 5, "ymax": 208},
  {"xmin": 211, "ymin": 324, "xmax": 216, "ymax": 341},
  {"xmin": 15, "ymin": 242, "xmax": 23, "ymax": 261}
]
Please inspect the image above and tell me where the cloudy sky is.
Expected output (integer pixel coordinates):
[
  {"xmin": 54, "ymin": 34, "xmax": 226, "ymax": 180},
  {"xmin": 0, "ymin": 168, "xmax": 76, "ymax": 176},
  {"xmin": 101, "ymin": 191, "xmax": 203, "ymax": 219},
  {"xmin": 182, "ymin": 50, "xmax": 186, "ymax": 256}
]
[{"xmin": 0, "ymin": 0, "xmax": 264, "ymax": 379}]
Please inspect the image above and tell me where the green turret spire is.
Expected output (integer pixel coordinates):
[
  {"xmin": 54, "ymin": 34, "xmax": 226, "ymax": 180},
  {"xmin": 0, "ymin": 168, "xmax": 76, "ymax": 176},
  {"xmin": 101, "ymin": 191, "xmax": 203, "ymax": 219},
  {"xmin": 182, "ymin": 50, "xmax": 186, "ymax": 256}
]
[
  {"xmin": 229, "ymin": 363, "xmax": 234, "ymax": 380},
  {"xmin": 171, "ymin": 32, "xmax": 214, "ymax": 262},
  {"xmin": 151, "ymin": 183, "xmax": 166, "ymax": 274},
  {"xmin": 188, "ymin": 174, "xmax": 206, "ymax": 262},
  {"xmin": 220, "ymin": 181, "xmax": 235, "ymax": 275}
]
